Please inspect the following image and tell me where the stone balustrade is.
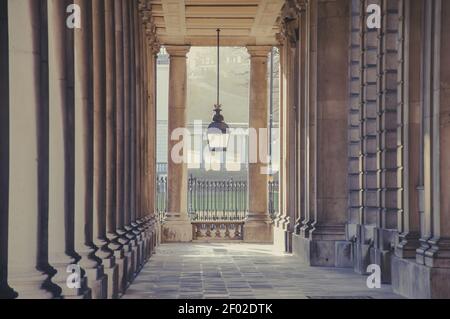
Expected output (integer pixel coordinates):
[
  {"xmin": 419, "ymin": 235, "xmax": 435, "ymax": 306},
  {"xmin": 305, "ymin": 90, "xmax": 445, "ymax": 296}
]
[{"xmin": 192, "ymin": 222, "xmax": 245, "ymax": 242}]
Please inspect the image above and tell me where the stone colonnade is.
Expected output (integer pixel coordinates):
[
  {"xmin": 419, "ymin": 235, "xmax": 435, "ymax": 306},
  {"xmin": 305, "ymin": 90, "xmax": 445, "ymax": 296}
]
[
  {"xmin": 0, "ymin": 0, "xmax": 160, "ymax": 299},
  {"xmin": 161, "ymin": 44, "xmax": 274, "ymax": 244},
  {"xmin": 275, "ymin": 0, "xmax": 450, "ymax": 298}
]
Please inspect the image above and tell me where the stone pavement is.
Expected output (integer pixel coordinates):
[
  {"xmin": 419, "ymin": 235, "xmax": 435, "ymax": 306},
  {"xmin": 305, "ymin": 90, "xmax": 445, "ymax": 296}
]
[{"xmin": 122, "ymin": 243, "xmax": 402, "ymax": 299}]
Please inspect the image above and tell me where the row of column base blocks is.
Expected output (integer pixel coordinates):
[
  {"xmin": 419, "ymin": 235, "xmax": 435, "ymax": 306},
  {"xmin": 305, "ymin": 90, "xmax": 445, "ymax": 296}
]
[
  {"xmin": 276, "ymin": 227, "xmax": 450, "ymax": 299},
  {"xmin": 6, "ymin": 218, "xmax": 160, "ymax": 299}
]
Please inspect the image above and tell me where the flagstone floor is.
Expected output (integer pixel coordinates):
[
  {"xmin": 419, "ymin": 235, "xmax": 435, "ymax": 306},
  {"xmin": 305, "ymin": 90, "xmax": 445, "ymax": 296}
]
[{"xmin": 122, "ymin": 243, "xmax": 402, "ymax": 299}]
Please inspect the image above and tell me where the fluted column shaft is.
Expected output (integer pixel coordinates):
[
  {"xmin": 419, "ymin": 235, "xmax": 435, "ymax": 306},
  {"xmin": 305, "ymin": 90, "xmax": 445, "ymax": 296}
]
[
  {"xmin": 147, "ymin": 41, "xmax": 159, "ymax": 252},
  {"xmin": 395, "ymin": 0, "xmax": 422, "ymax": 258},
  {"xmin": 47, "ymin": 0, "xmax": 90, "ymax": 298},
  {"xmin": 74, "ymin": 0, "xmax": 107, "ymax": 299},
  {"xmin": 122, "ymin": 0, "xmax": 138, "ymax": 281},
  {"xmin": 6, "ymin": 0, "xmax": 52, "ymax": 299},
  {"xmin": 421, "ymin": 0, "xmax": 450, "ymax": 269},
  {"xmin": 0, "ymin": 0, "xmax": 15, "ymax": 299},
  {"xmin": 92, "ymin": 0, "xmax": 118, "ymax": 299},
  {"xmin": 114, "ymin": 0, "xmax": 130, "ymax": 295}
]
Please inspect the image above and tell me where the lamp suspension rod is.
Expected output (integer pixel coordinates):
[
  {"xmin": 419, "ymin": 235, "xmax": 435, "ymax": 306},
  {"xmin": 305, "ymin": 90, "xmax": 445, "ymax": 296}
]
[{"xmin": 217, "ymin": 28, "xmax": 220, "ymax": 106}]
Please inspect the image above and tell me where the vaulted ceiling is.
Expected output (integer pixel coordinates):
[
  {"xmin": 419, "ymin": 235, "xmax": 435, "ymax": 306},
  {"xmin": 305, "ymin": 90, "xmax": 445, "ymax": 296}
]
[{"xmin": 149, "ymin": 0, "xmax": 284, "ymax": 46}]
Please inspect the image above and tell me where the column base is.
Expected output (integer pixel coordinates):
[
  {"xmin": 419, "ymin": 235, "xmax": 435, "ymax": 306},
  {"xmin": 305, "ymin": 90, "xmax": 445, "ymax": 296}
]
[
  {"xmin": 162, "ymin": 220, "xmax": 193, "ymax": 243},
  {"xmin": 373, "ymin": 248, "xmax": 392, "ymax": 283},
  {"xmin": 124, "ymin": 244, "xmax": 136, "ymax": 284},
  {"xmin": 129, "ymin": 242, "xmax": 139, "ymax": 280},
  {"xmin": 351, "ymin": 241, "xmax": 372, "ymax": 274},
  {"xmin": 8, "ymin": 271, "xmax": 53, "ymax": 299},
  {"xmin": 0, "ymin": 285, "xmax": 18, "ymax": 299},
  {"xmin": 292, "ymin": 234, "xmax": 352, "ymax": 267},
  {"xmin": 50, "ymin": 261, "xmax": 91, "ymax": 299},
  {"xmin": 392, "ymin": 256, "xmax": 450, "ymax": 299},
  {"xmin": 273, "ymin": 224, "xmax": 290, "ymax": 252},
  {"xmin": 243, "ymin": 221, "xmax": 273, "ymax": 244},
  {"xmin": 103, "ymin": 260, "xmax": 119, "ymax": 299},
  {"xmin": 85, "ymin": 266, "xmax": 107, "ymax": 299},
  {"xmin": 156, "ymin": 220, "xmax": 162, "ymax": 245},
  {"xmin": 114, "ymin": 247, "xmax": 129, "ymax": 295}
]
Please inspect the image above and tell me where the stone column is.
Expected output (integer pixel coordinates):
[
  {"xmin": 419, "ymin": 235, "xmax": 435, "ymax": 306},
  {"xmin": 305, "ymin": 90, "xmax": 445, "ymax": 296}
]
[
  {"xmin": 393, "ymin": 0, "xmax": 450, "ymax": 299},
  {"xmin": 74, "ymin": 0, "xmax": 107, "ymax": 299},
  {"xmin": 298, "ymin": 0, "xmax": 317, "ymax": 242},
  {"xmin": 245, "ymin": 46, "xmax": 273, "ymax": 244},
  {"xmin": 162, "ymin": 45, "xmax": 192, "ymax": 243},
  {"xmin": 123, "ymin": 0, "xmax": 138, "ymax": 281},
  {"xmin": 422, "ymin": 0, "xmax": 450, "ymax": 288},
  {"xmin": 141, "ymin": 19, "xmax": 151, "ymax": 261},
  {"xmin": 293, "ymin": 0, "xmax": 350, "ymax": 267},
  {"xmin": 106, "ymin": 0, "xmax": 127, "ymax": 298},
  {"xmin": 47, "ymin": 0, "xmax": 89, "ymax": 298},
  {"xmin": 312, "ymin": 0, "xmax": 349, "ymax": 263},
  {"xmin": 395, "ymin": 0, "xmax": 422, "ymax": 259},
  {"xmin": 274, "ymin": 4, "xmax": 301, "ymax": 252},
  {"xmin": 147, "ymin": 40, "xmax": 160, "ymax": 253},
  {"xmin": 6, "ymin": 0, "xmax": 52, "ymax": 298},
  {"xmin": 114, "ymin": 0, "xmax": 130, "ymax": 295},
  {"xmin": 92, "ymin": 0, "xmax": 118, "ymax": 299},
  {"xmin": 136, "ymin": 15, "xmax": 147, "ymax": 267},
  {"xmin": 0, "ymin": 0, "xmax": 15, "ymax": 299},
  {"xmin": 132, "ymin": 1, "xmax": 144, "ymax": 269}
]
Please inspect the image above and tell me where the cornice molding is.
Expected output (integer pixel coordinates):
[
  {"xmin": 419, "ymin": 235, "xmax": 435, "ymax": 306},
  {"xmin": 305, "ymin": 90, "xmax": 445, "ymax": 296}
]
[
  {"xmin": 276, "ymin": 0, "xmax": 307, "ymax": 47},
  {"xmin": 138, "ymin": 0, "xmax": 161, "ymax": 53}
]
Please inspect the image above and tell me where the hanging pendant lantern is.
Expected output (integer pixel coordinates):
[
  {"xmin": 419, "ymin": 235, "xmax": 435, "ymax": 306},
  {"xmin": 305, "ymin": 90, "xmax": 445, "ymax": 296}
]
[{"xmin": 207, "ymin": 29, "xmax": 230, "ymax": 152}]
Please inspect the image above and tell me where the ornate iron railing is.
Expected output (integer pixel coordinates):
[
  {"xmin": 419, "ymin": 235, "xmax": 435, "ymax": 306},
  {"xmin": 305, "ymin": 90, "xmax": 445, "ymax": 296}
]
[
  {"xmin": 156, "ymin": 176, "xmax": 168, "ymax": 222},
  {"xmin": 156, "ymin": 176, "xmax": 279, "ymax": 222}
]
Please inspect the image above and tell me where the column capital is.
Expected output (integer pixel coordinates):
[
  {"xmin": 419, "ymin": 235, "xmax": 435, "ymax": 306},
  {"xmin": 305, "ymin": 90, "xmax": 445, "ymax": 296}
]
[
  {"xmin": 247, "ymin": 46, "xmax": 272, "ymax": 58},
  {"xmin": 166, "ymin": 45, "xmax": 191, "ymax": 58}
]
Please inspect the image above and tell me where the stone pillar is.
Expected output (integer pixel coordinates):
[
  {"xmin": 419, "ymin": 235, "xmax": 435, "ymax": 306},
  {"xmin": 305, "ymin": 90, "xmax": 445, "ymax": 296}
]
[
  {"xmin": 142, "ymin": 4, "xmax": 159, "ymax": 250},
  {"xmin": 47, "ymin": 0, "xmax": 89, "ymax": 298},
  {"xmin": 74, "ymin": 0, "xmax": 107, "ymax": 299},
  {"xmin": 392, "ymin": 0, "xmax": 450, "ymax": 299},
  {"xmin": 298, "ymin": 0, "xmax": 317, "ymax": 244},
  {"xmin": 296, "ymin": 3, "xmax": 308, "ymax": 244},
  {"xmin": 132, "ymin": 1, "xmax": 144, "ymax": 269},
  {"xmin": 147, "ymin": 40, "xmax": 160, "ymax": 253},
  {"xmin": 0, "ymin": 0, "xmax": 15, "ymax": 299},
  {"xmin": 139, "ymin": 30, "xmax": 148, "ymax": 263},
  {"xmin": 137, "ymin": 3, "xmax": 145, "ymax": 263},
  {"xmin": 6, "ymin": 0, "xmax": 52, "ymax": 298},
  {"xmin": 92, "ymin": 0, "xmax": 118, "ymax": 299},
  {"xmin": 106, "ymin": 0, "xmax": 126, "ymax": 298},
  {"xmin": 293, "ymin": 0, "xmax": 350, "ymax": 267},
  {"xmin": 127, "ymin": 1, "xmax": 141, "ymax": 276},
  {"xmin": 114, "ymin": 0, "xmax": 130, "ymax": 295},
  {"xmin": 424, "ymin": 0, "xmax": 450, "ymax": 278},
  {"xmin": 395, "ymin": 0, "xmax": 422, "ymax": 259},
  {"xmin": 274, "ymin": 6, "xmax": 299, "ymax": 252},
  {"xmin": 416, "ymin": 0, "xmax": 450, "ymax": 298},
  {"xmin": 162, "ymin": 45, "xmax": 193, "ymax": 243},
  {"xmin": 123, "ymin": 0, "xmax": 138, "ymax": 281},
  {"xmin": 245, "ymin": 46, "xmax": 273, "ymax": 244}
]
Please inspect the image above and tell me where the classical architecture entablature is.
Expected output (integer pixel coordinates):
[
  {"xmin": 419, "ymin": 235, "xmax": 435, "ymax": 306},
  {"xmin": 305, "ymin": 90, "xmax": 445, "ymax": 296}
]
[{"xmin": 147, "ymin": 0, "xmax": 285, "ymax": 47}]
